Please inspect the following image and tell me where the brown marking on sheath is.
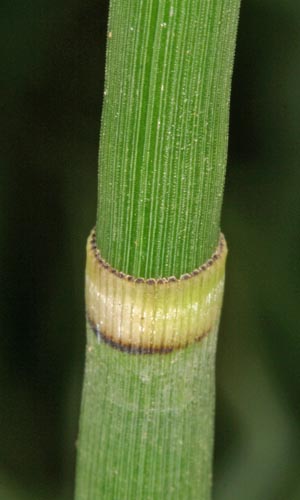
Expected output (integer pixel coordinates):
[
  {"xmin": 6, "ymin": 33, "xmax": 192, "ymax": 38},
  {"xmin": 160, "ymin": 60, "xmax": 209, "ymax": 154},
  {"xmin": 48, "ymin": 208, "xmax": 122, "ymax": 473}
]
[
  {"xmin": 194, "ymin": 329, "xmax": 211, "ymax": 343},
  {"xmin": 180, "ymin": 273, "xmax": 191, "ymax": 280},
  {"xmin": 146, "ymin": 278, "xmax": 156, "ymax": 285},
  {"xmin": 87, "ymin": 315, "xmax": 211, "ymax": 355}
]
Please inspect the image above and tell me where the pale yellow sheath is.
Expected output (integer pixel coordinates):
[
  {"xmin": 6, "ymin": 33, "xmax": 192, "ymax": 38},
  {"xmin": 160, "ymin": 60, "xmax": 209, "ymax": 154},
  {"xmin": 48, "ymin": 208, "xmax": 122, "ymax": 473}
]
[{"xmin": 85, "ymin": 229, "xmax": 227, "ymax": 353}]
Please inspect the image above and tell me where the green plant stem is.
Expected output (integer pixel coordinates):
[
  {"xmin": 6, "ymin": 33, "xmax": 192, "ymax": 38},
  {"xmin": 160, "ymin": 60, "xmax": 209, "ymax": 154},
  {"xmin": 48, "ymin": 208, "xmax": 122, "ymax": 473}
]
[
  {"xmin": 76, "ymin": 323, "xmax": 218, "ymax": 499},
  {"xmin": 97, "ymin": 0, "xmax": 240, "ymax": 278},
  {"xmin": 75, "ymin": 0, "xmax": 240, "ymax": 498}
]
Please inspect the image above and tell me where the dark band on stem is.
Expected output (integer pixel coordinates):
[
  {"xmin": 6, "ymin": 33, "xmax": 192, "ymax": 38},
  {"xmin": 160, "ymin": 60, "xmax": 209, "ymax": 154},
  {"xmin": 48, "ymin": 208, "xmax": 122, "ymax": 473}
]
[{"xmin": 87, "ymin": 315, "xmax": 211, "ymax": 355}]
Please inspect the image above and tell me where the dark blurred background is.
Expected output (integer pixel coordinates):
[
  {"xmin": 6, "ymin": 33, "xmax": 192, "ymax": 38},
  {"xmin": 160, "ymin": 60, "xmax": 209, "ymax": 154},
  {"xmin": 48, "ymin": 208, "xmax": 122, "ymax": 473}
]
[{"xmin": 1, "ymin": 0, "xmax": 299, "ymax": 499}]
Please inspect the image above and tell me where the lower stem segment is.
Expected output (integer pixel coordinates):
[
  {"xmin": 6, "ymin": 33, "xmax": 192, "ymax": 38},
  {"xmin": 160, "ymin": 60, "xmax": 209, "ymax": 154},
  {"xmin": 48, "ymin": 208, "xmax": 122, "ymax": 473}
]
[
  {"xmin": 75, "ymin": 230, "xmax": 227, "ymax": 499},
  {"xmin": 75, "ymin": 323, "xmax": 218, "ymax": 500}
]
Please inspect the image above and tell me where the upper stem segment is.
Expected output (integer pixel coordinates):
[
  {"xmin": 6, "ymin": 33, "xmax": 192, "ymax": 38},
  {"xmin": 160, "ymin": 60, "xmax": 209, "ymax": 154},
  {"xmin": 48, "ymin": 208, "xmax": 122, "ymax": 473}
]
[{"xmin": 96, "ymin": 0, "xmax": 240, "ymax": 278}]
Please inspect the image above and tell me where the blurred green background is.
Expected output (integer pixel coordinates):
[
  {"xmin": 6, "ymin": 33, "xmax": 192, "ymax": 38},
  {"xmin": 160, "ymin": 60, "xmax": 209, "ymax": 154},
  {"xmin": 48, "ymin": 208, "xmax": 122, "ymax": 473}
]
[{"xmin": 1, "ymin": 0, "xmax": 299, "ymax": 499}]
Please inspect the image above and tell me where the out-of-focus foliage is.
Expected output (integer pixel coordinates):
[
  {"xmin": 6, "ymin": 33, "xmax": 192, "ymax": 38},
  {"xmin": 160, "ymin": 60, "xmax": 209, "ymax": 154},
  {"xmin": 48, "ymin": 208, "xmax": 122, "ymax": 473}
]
[{"xmin": 1, "ymin": 1, "xmax": 299, "ymax": 499}]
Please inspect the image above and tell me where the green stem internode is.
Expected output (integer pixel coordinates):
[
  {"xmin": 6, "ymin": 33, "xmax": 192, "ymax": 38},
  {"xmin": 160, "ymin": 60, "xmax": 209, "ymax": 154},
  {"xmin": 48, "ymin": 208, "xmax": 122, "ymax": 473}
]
[
  {"xmin": 76, "ymin": 323, "xmax": 218, "ymax": 499},
  {"xmin": 96, "ymin": 0, "xmax": 240, "ymax": 278}
]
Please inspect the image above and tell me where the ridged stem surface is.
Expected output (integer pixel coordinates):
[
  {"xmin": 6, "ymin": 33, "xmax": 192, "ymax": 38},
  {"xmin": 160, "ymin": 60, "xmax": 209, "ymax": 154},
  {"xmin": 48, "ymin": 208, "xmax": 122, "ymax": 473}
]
[
  {"xmin": 96, "ymin": 0, "xmax": 240, "ymax": 278},
  {"xmin": 76, "ymin": 323, "xmax": 218, "ymax": 500}
]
